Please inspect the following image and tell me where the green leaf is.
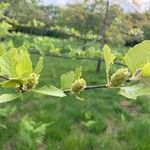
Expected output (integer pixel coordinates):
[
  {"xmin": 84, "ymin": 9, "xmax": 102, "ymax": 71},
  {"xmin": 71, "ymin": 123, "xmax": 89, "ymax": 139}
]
[
  {"xmin": 0, "ymin": 79, "xmax": 24, "ymax": 88},
  {"xmin": 0, "ymin": 43, "xmax": 6, "ymax": 56},
  {"xmin": 0, "ymin": 94, "xmax": 20, "ymax": 103},
  {"xmin": 103, "ymin": 45, "xmax": 116, "ymax": 82},
  {"xmin": 119, "ymin": 83, "xmax": 150, "ymax": 99},
  {"xmin": 0, "ymin": 47, "xmax": 32, "ymax": 78},
  {"xmin": 15, "ymin": 47, "xmax": 33, "ymax": 78},
  {"xmin": 141, "ymin": 63, "xmax": 150, "ymax": 78},
  {"xmin": 74, "ymin": 66, "xmax": 82, "ymax": 80},
  {"xmin": 61, "ymin": 71, "xmax": 75, "ymax": 90},
  {"xmin": 124, "ymin": 40, "xmax": 150, "ymax": 74},
  {"xmin": 33, "ymin": 86, "xmax": 66, "ymax": 97},
  {"xmin": 34, "ymin": 57, "xmax": 43, "ymax": 75},
  {"xmin": 0, "ymin": 49, "xmax": 18, "ymax": 77}
]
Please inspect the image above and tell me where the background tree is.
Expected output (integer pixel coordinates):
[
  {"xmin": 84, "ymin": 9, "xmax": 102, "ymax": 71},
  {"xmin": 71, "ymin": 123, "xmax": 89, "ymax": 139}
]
[{"xmin": 2, "ymin": 0, "xmax": 49, "ymax": 25}]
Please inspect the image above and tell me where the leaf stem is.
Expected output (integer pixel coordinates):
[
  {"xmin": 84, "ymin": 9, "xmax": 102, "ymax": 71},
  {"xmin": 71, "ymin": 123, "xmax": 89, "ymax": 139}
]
[{"xmin": 0, "ymin": 75, "xmax": 9, "ymax": 80}]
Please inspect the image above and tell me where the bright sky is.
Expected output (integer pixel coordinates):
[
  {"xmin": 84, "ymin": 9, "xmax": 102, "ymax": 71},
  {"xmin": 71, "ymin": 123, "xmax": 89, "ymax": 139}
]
[{"xmin": 40, "ymin": 0, "xmax": 150, "ymax": 12}]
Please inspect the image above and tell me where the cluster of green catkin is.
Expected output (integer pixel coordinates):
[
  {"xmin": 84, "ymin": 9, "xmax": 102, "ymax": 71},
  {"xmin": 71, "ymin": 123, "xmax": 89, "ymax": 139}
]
[
  {"xmin": 70, "ymin": 68, "xmax": 130, "ymax": 92},
  {"xmin": 71, "ymin": 78, "xmax": 86, "ymax": 92},
  {"xmin": 110, "ymin": 68, "xmax": 130, "ymax": 87},
  {"xmin": 17, "ymin": 73, "xmax": 39, "ymax": 93}
]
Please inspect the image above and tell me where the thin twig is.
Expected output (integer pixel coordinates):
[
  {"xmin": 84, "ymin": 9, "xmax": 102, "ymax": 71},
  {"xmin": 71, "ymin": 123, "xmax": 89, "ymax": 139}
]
[
  {"xmin": 31, "ymin": 51, "xmax": 126, "ymax": 67},
  {"xmin": 84, "ymin": 84, "xmax": 107, "ymax": 90},
  {"xmin": 0, "ymin": 75, "xmax": 9, "ymax": 80},
  {"xmin": 64, "ymin": 84, "xmax": 107, "ymax": 93}
]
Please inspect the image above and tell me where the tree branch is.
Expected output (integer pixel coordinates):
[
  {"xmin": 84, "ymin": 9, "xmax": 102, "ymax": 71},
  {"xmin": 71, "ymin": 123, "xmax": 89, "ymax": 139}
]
[
  {"xmin": 84, "ymin": 84, "xmax": 107, "ymax": 90},
  {"xmin": 31, "ymin": 52, "xmax": 126, "ymax": 67},
  {"xmin": 64, "ymin": 84, "xmax": 108, "ymax": 93},
  {"xmin": 0, "ymin": 75, "xmax": 9, "ymax": 80}
]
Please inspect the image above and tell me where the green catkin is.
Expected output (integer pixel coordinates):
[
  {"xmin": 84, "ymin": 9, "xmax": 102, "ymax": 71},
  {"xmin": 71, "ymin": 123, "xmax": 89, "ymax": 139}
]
[
  {"xmin": 17, "ymin": 73, "xmax": 39, "ymax": 93},
  {"xmin": 26, "ymin": 73, "xmax": 39, "ymax": 90},
  {"xmin": 71, "ymin": 78, "xmax": 86, "ymax": 92},
  {"xmin": 110, "ymin": 68, "xmax": 130, "ymax": 87}
]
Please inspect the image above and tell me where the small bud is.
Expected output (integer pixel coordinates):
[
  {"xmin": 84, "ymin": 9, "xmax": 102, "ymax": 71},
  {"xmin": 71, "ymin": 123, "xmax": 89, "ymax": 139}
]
[
  {"xmin": 110, "ymin": 68, "xmax": 130, "ymax": 87},
  {"xmin": 16, "ymin": 73, "xmax": 39, "ymax": 92},
  {"xmin": 26, "ymin": 73, "xmax": 39, "ymax": 89},
  {"xmin": 71, "ymin": 78, "xmax": 86, "ymax": 92}
]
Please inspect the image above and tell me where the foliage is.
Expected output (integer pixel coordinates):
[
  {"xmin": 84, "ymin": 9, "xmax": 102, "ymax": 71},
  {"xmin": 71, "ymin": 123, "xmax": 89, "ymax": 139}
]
[
  {"xmin": 0, "ymin": 40, "xmax": 150, "ymax": 102},
  {"xmin": 3, "ymin": 0, "xmax": 49, "ymax": 25},
  {"xmin": 61, "ymin": 66, "xmax": 86, "ymax": 93},
  {"xmin": 33, "ymin": 86, "xmax": 66, "ymax": 97},
  {"xmin": 0, "ymin": 21, "xmax": 12, "ymax": 38},
  {"xmin": 0, "ymin": 1, "xmax": 150, "ymax": 149},
  {"xmin": 0, "ymin": 94, "xmax": 20, "ymax": 103},
  {"xmin": 0, "ymin": 46, "xmax": 66, "ymax": 102},
  {"xmin": 18, "ymin": 116, "xmax": 51, "ymax": 148},
  {"xmin": 125, "ymin": 27, "xmax": 144, "ymax": 47},
  {"xmin": 0, "ymin": 43, "xmax": 150, "ymax": 149},
  {"xmin": 124, "ymin": 40, "xmax": 150, "ymax": 74},
  {"xmin": 0, "ymin": 3, "xmax": 12, "ymax": 38},
  {"xmin": 103, "ymin": 45, "xmax": 116, "ymax": 83}
]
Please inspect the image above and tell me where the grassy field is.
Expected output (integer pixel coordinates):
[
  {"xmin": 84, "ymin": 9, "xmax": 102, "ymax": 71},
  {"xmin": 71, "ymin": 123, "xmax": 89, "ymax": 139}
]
[{"xmin": 0, "ymin": 52, "xmax": 150, "ymax": 150}]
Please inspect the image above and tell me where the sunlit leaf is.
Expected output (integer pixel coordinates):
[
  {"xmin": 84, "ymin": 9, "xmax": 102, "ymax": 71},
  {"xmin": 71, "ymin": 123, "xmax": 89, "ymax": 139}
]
[
  {"xmin": 15, "ymin": 47, "xmax": 33, "ymax": 78},
  {"xmin": 0, "ymin": 49, "xmax": 18, "ymax": 77},
  {"xmin": 141, "ymin": 63, "xmax": 150, "ymax": 78},
  {"xmin": 33, "ymin": 86, "xmax": 66, "ymax": 97},
  {"xmin": 119, "ymin": 83, "xmax": 150, "ymax": 99},
  {"xmin": 61, "ymin": 71, "xmax": 75, "ymax": 90},
  {"xmin": 0, "ymin": 79, "xmax": 24, "ymax": 87},
  {"xmin": 0, "ymin": 43, "xmax": 6, "ymax": 56},
  {"xmin": 0, "ymin": 47, "xmax": 33, "ymax": 78},
  {"xmin": 34, "ymin": 57, "xmax": 43, "ymax": 75},
  {"xmin": 0, "ymin": 94, "xmax": 21, "ymax": 103},
  {"xmin": 74, "ymin": 66, "xmax": 82, "ymax": 80},
  {"xmin": 124, "ymin": 40, "xmax": 150, "ymax": 74},
  {"xmin": 103, "ymin": 45, "xmax": 116, "ymax": 82}
]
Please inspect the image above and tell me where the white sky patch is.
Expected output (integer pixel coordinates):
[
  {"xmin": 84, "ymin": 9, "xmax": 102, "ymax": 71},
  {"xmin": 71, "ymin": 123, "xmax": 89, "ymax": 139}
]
[{"xmin": 40, "ymin": 0, "xmax": 150, "ymax": 12}]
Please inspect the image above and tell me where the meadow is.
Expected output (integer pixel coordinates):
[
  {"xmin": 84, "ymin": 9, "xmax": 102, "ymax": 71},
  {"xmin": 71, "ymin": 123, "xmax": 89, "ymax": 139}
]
[{"xmin": 0, "ymin": 36, "xmax": 150, "ymax": 150}]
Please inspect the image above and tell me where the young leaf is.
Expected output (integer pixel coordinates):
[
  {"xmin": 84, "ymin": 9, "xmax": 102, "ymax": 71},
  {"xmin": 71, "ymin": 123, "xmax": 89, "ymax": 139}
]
[
  {"xmin": 103, "ymin": 45, "xmax": 116, "ymax": 83},
  {"xmin": 0, "ymin": 94, "xmax": 21, "ymax": 103},
  {"xmin": 33, "ymin": 86, "xmax": 66, "ymax": 97},
  {"xmin": 61, "ymin": 71, "xmax": 75, "ymax": 90},
  {"xmin": 0, "ymin": 79, "xmax": 24, "ymax": 88},
  {"xmin": 0, "ymin": 43, "xmax": 6, "ymax": 56},
  {"xmin": 15, "ymin": 47, "xmax": 33, "ymax": 78},
  {"xmin": 0, "ymin": 47, "xmax": 33, "ymax": 78},
  {"xmin": 74, "ymin": 66, "xmax": 82, "ymax": 80},
  {"xmin": 0, "ymin": 49, "xmax": 18, "ymax": 77},
  {"xmin": 34, "ymin": 57, "xmax": 43, "ymax": 75},
  {"xmin": 119, "ymin": 83, "xmax": 150, "ymax": 99},
  {"xmin": 124, "ymin": 40, "xmax": 150, "ymax": 74}
]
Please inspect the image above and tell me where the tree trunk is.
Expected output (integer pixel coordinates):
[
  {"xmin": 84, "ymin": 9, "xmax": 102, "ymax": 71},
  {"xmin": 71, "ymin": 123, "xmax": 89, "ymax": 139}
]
[{"xmin": 96, "ymin": 0, "xmax": 110, "ymax": 73}]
